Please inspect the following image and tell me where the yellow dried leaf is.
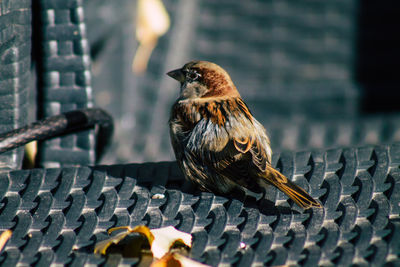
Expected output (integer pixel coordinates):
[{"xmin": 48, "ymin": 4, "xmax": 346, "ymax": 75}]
[
  {"xmin": 133, "ymin": 0, "xmax": 170, "ymax": 73},
  {"xmin": 94, "ymin": 228, "xmax": 132, "ymax": 255},
  {"xmin": 150, "ymin": 226, "xmax": 191, "ymax": 259},
  {"xmin": 151, "ymin": 252, "xmax": 210, "ymax": 267},
  {"xmin": 151, "ymin": 253, "xmax": 181, "ymax": 267},
  {"xmin": 132, "ymin": 225, "xmax": 155, "ymax": 245},
  {"xmin": 0, "ymin": 230, "xmax": 12, "ymax": 253},
  {"xmin": 94, "ymin": 225, "xmax": 193, "ymax": 265}
]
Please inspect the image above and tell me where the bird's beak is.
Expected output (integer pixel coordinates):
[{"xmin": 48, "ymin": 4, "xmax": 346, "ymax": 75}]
[{"xmin": 167, "ymin": 68, "xmax": 185, "ymax": 83}]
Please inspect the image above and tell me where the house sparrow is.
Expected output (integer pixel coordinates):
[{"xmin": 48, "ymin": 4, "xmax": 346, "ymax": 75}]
[{"xmin": 167, "ymin": 61, "xmax": 321, "ymax": 209}]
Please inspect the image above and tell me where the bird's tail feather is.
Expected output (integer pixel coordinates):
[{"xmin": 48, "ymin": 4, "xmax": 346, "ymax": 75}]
[{"xmin": 261, "ymin": 166, "xmax": 322, "ymax": 209}]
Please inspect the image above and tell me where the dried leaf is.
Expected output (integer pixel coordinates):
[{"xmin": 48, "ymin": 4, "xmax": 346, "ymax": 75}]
[
  {"xmin": 150, "ymin": 226, "xmax": 191, "ymax": 259},
  {"xmin": 24, "ymin": 141, "xmax": 37, "ymax": 169},
  {"xmin": 136, "ymin": 0, "xmax": 170, "ymax": 39},
  {"xmin": 94, "ymin": 228, "xmax": 132, "ymax": 255},
  {"xmin": 94, "ymin": 225, "xmax": 154, "ymax": 255},
  {"xmin": 133, "ymin": 0, "xmax": 170, "ymax": 73},
  {"xmin": 94, "ymin": 225, "xmax": 191, "ymax": 259},
  {"xmin": 151, "ymin": 252, "xmax": 210, "ymax": 267},
  {"xmin": 0, "ymin": 230, "xmax": 12, "ymax": 252}
]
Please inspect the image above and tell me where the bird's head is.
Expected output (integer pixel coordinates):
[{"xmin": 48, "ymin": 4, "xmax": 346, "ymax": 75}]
[{"xmin": 167, "ymin": 61, "xmax": 240, "ymax": 100}]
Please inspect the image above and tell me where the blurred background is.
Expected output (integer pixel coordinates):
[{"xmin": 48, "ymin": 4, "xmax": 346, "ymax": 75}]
[{"xmin": 83, "ymin": 0, "xmax": 400, "ymax": 164}]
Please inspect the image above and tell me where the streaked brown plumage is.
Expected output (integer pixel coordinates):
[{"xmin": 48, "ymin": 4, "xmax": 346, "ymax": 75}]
[{"xmin": 168, "ymin": 61, "xmax": 321, "ymax": 209}]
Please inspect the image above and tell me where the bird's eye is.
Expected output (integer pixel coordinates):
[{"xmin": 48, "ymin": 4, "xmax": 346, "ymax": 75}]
[{"xmin": 186, "ymin": 71, "xmax": 201, "ymax": 81}]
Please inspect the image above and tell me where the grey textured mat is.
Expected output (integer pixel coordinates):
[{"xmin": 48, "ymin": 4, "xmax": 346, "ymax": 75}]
[{"xmin": 0, "ymin": 144, "xmax": 399, "ymax": 266}]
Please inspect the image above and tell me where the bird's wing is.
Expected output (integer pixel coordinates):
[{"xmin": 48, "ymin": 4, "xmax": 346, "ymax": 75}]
[
  {"xmin": 184, "ymin": 114, "xmax": 271, "ymax": 192},
  {"xmin": 185, "ymin": 118, "xmax": 321, "ymax": 208},
  {"xmin": 229, "ymin": 114, "xmax": 272, "ymax": 171}
]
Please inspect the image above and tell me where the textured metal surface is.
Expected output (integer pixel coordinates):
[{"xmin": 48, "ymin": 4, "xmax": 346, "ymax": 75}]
[
  {"xmin": 35, "ymin": 0, "xmax": 95, "ymax": 168},
  {"xmin": 0, "ymin": 0, "xmax": 31, "ymax": 169},
  {"xmin": 0, "ymin": 144, "xmax": 399, "ymax": 266}
]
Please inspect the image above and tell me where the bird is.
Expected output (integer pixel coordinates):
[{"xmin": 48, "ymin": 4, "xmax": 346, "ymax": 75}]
[{"xmin": 167, "ymin": 61, "xmax": 321, "ymax": 209}]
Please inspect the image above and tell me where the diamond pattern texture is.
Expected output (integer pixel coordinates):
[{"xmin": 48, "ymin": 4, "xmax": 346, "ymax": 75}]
[
  {"xmin": 36, "ymin": 0, "xmax": 95, "ymax": 167},
  {"xmin": 0, "ymin": 144, "xmax": 399, "ymax": 266}
]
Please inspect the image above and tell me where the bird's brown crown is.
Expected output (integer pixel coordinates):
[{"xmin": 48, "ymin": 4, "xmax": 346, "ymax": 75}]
[{"xmin": 169, "ymin": 61, "xmax": 240, "ymax": 99}]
